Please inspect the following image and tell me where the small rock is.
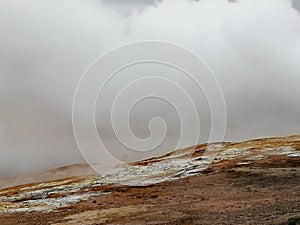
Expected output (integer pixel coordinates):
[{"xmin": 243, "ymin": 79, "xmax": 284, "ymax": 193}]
[{"xmin": 288, "ymin": 216, "xmax": 300, "ymax": 225}]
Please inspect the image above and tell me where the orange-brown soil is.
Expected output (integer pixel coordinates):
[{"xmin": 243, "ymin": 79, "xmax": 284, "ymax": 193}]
[
  {"xmin": 0, "ymin": 135, "xmax": 300, "ymax": 225},
  {"xmin": 0, "ymin": 156, "xmax": 299, "ymax": 225}
]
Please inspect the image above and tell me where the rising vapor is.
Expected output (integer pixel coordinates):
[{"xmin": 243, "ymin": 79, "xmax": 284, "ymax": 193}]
[{"xmin": 0, "ymin": 0, "xmax": 300, "ymax": 176}]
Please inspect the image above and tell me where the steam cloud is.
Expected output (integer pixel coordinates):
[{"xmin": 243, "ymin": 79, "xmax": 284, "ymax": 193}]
[{"xmin": 0, "ymin": 0, "xmax": 300, "ymax": 176}]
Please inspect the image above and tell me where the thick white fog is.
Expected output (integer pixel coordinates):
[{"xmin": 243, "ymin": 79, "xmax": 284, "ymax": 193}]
[{"xmin": 0, "ymin": 0, "xmax": 300, "ymax": 176}]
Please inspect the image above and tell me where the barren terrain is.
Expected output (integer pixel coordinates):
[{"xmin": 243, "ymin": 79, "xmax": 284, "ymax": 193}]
[{"xmin": 1, "ymin": 135, "xmax": 300, "ymax": 225}]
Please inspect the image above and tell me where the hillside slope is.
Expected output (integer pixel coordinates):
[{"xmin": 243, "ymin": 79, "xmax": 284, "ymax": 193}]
[{"xmin": 0, "ymin": 135, "xmax": 300, "ymax": 224}]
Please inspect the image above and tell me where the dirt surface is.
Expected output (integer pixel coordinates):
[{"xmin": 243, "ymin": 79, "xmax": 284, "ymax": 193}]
[
  {"xmin": 0, "ymin": 135, "xmax": 300, "ymax": 225},
  {"xmin": 0, "ymin": 164, "xmax": 97, "ymax": 190}
]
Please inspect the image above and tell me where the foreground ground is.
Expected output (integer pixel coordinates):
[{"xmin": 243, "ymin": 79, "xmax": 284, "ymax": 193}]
[{"xmin": 0, "ymin": 135, "xmax": 300, "ymax": 224}]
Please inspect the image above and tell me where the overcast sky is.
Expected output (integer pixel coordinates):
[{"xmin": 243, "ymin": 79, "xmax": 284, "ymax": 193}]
[
  {"xmin": 102, "ymin": 0, "xmax": 300, "ymax": 14},
  {"xmin": 0, "ymin": 0, "xmax": 300, "ymax": 176},
  {"xmin": 293, "ymin": 0, "xmax": 300, "ymax": 11}
]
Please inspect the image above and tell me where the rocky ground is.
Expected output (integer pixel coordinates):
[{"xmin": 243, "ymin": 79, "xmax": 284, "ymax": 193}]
[{"xmin": 0, "ymin": 135, "xmax": 300, "ymax": 225}]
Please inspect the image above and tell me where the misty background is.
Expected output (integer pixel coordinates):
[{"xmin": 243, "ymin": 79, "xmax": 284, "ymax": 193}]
[{"xmin": 0, "ymin": 0, "xmax": 300, "ymax": 176}]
